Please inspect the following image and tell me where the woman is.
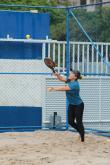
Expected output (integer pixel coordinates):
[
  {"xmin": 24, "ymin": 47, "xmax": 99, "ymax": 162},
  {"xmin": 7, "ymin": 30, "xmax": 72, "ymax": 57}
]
[{"xmin": 48, "ymin": 70, "xmax": 85, "ymax": 142}]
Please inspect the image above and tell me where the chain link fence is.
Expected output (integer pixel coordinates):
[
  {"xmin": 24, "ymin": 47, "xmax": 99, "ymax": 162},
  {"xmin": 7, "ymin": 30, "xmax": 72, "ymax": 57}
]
[
  {"xmin": 44, "ymin": 76, "xmax": 110, "ymax": 132},
  {"xmin": 0, "ymin": 4, "xmax": 110, "ymax": 133}
]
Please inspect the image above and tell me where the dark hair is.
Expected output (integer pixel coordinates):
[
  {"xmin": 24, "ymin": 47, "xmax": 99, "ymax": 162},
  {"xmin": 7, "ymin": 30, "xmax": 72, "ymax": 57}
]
[{"xmin": 70, "ymin": 69, "xmax": 82, "ymax": 80}]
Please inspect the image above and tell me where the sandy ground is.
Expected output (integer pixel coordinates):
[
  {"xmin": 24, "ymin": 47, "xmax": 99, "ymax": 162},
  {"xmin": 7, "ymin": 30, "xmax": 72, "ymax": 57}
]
[{"xmin": 0, "ymin": 131, "xmax": 109, "ymax": 165}]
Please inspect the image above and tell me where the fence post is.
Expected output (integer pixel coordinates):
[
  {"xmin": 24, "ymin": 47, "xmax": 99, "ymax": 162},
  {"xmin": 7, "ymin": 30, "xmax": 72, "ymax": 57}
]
[{"xmin": 66, "ymin": 8, "xmax": 70, "ymax": 129}]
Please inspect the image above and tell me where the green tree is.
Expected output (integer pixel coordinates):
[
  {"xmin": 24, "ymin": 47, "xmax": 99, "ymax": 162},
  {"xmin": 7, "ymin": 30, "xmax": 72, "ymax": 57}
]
[{"xmin": 0, "ymin": 0, "xmax": 110, "ymax": 42}]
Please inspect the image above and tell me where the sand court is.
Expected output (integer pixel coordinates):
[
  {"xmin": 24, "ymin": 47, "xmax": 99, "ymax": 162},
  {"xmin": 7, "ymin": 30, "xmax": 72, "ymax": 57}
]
[{"xmin": 0, "ymin": 131, "xmax": 109, "ymax": 165}]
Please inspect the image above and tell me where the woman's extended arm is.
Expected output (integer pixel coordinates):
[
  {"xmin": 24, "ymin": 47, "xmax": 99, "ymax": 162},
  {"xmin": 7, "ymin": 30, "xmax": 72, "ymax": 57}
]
[
  {"xmin": 48, "ymin": 86, "xmax": 70, "ymax": 91},
  {"xmin": 54, "ymin": 72, "xmax": 66, "ymax": 82}
]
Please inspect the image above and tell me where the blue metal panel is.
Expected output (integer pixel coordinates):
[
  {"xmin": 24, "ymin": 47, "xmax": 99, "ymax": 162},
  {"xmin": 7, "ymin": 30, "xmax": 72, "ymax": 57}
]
[
  {"xmin": 0, "ymin": 42, "xmax": 43, "ymax": 59},
  {"xmin": 0, "ymin": 11, "xmax": 50, "ymax": 59},
  {"xmin": 0, "ymin": 106, "xmax": 42, "ymax": 129}
]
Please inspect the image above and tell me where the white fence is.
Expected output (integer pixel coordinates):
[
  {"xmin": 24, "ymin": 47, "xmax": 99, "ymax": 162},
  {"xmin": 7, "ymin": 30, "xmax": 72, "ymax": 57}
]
[
  {"xmin": 0, "ymin": 38, "xmax": 110, "ymax": 74},
  {"xmin": 44, "ymin": 77, "xmax": 110, "ymax": 131},
  {"xmin": 42, "ymin": 40, "xmax": 110, "ymax": 74},
  {"xmin": 0, "ymin": 39, "xmax": 109, "ymax": 131}
]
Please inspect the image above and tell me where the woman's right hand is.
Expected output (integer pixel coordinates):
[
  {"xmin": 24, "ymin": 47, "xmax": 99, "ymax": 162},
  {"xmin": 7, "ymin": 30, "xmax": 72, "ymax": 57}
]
[{"xmin": 53, "ymin": 72, "xmax": 59, "ymax": 76}]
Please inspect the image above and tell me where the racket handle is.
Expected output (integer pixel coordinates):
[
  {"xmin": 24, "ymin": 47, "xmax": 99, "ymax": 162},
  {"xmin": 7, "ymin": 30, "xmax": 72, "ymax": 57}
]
[
  {"xmin": 52, "ymin": 68, "xmax": 56, "ymax": 73},
  {"xmin": 65, "ymin": 79, "xmax": 71, "ymax": 83}
]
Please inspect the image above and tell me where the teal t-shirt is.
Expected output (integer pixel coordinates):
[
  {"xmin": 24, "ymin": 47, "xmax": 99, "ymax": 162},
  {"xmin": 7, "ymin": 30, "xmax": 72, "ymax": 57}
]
[{"xmin": 66, "ymin": 80, "xmax": 82, "ymax": 105}]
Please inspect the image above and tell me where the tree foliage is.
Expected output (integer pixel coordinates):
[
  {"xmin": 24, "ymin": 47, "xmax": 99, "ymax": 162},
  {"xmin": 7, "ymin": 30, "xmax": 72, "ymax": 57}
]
[{"xmin": 0, "ymin": 0, "xmax": 110, "ymax": 42}]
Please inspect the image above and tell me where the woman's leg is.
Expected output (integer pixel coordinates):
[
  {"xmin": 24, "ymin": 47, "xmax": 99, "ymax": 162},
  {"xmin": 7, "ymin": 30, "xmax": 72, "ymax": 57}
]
[
  {"xmin": 75, "ymin": 102, "xmax": 85, "ymax": 142},
  {"xmin": 68, "ymin": 104, "xmax": 79, "ymax": 131}
]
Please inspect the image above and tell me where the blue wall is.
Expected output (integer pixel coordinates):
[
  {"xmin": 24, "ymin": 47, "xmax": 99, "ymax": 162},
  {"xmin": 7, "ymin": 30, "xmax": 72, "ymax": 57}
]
[
  {"xmin": 0, "ymin": 10, "xmax": 48, "ymax": 131},
  {"xmin": 0, "ymin": 10, "xmax": 50, "ymax": 59},
  {"xmin": 0, "ymin": 106, "xmax": 42, "ymax": 131}
]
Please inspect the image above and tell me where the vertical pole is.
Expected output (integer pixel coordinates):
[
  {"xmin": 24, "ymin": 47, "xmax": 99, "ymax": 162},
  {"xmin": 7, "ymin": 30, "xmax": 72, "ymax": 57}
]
[{"xmin": 66, "ymin": 9, "xmax": 70, "ymax": 129}]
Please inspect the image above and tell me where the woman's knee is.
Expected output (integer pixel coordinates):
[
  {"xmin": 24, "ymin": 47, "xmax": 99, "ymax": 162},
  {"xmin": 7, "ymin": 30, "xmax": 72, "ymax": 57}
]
[{"xmin": 77, "ymin": 122, "xmax": 84, "ymax": 130}]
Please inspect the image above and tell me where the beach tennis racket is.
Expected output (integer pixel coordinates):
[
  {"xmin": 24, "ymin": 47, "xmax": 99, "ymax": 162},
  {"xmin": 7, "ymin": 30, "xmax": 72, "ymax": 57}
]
[{"xmin": 44, "ymin": 57, "xmax": 56, "ymax": 73}]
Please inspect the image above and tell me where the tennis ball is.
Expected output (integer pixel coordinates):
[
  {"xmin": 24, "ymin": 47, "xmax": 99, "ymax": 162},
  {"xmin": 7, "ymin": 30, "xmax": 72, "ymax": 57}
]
[{"xmin": 25, "ymin": 34, "xmax": 31, "ymax": 39}]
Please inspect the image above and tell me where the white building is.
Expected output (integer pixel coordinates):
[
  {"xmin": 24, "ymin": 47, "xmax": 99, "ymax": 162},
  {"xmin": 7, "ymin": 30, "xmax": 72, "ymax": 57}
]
[{"xmin": 56, "ymin": 0, "xmax": 109, "ymax": 11}]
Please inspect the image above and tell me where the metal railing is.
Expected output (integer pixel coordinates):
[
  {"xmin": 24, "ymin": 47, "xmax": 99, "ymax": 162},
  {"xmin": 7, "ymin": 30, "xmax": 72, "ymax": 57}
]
[
  {"xmin": 0, "ymin": 38, "xmax": 110, "ymax": 75},
  {"xmin": 42, "ymin": 40, "xmax": 110, "ymax": 75}
]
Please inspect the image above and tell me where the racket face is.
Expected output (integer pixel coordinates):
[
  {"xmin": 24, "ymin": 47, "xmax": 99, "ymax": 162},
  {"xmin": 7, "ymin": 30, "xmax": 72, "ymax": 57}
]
[{"xmin": 44, "ymin": 58, "xmax": 55, "ymax": 69}]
